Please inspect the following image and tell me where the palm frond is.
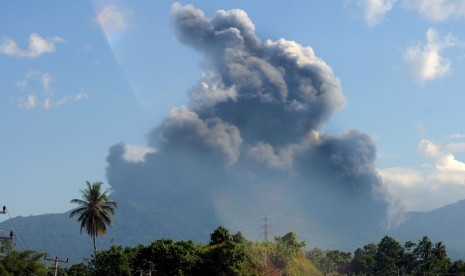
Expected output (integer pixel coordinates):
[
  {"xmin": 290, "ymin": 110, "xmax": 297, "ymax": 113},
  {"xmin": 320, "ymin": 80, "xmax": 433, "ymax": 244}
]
[{"xmin": 69, "ymin": 181, "xmax": 118, "ymax": 254}]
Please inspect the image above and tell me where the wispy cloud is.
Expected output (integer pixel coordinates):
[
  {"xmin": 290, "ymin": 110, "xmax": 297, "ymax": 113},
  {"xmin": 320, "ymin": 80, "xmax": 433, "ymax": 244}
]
[
  {"xmin": 403, "ymin": 0, "xmax": 465, "ymax": 21},
  {"xmin": 450, "ymin": 133, "xmax": 465, "ymax": 139},
  {"xmin": 16, "ymin": 71, "xmax": 88, "ymax": 109},
  {"xmin": 404, "ymin": 28, "xmax": 459, "ymax": 82},
  {"xmin": 94, "ymin": 6, "xmax": 132, "ymax": 35},
  {"xmin": 445, "ymin": 142, "xmax": 465, "ymax": 153},
  {"xmin": 48, "ymin": 89, "xmax": 89, "ymax": 109},
  {"xmin": 359, "ymin": 0, "xmax": 396, "ymax": 27},
  {"xmin": 0, "ymin": 33, "xmax": 63, "ymax": 58},
  {"xmin": 18, "ymin": 95, "xmax": 38, "ymax": 109}
]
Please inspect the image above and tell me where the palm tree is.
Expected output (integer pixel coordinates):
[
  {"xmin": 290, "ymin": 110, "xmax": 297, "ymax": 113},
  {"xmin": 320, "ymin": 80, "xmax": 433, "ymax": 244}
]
[{"xmin": 69, "ymin": 181, "xmax": 117, "ymax": 255}]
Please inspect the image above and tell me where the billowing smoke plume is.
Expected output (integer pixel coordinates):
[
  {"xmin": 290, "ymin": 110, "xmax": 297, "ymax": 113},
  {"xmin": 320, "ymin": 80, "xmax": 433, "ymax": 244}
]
[{"xmin": 106, "ymin": 3, "xmax": 388, "ymax": 244}]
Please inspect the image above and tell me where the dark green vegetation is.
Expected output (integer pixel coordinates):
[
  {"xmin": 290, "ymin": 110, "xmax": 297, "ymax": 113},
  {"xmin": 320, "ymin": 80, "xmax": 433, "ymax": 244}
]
[
  {"xmin": 55, "ymin": 233, "xmax": 465, "ymax": 275},
  {"xmin": 0, "ymin": 240, "xmax": 48, "ymax": 275},
  {"xmin": 3, "ymin": 226, "xmax": 465, "ymax": 275},
  {"xmin": 0, "ymin": 226, "xmax": 320, "ymax": 275},
  {"xmin": 69, "ymin": 181, "xmax": 118, "ymax": 255},
  {"xmin": 63, "ymin": 226, "xmax": 321, "ymax": 275}
]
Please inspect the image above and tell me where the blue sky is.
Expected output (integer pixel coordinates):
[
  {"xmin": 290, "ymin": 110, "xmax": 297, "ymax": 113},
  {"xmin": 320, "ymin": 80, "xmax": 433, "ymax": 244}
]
[{"xmin": 1, "ymin": 0, "xmax": 465, "ymax": 222}]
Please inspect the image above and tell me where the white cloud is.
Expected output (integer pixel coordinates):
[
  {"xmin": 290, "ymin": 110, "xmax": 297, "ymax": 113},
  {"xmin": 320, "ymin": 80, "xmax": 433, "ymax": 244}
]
[
  {"xmin": 0, "ymin": 33, "xmax": 63, "ymax": 58},
  {"xmin": 418, "ymin": 138, "xmax": 440, "ymax": 157},
  {"xmin": 94, "ymin": 6, "xmax": 132, "ymax": 34},
  {"xmin": 403, "ymin": 0, "xmax": 465, "ymax": 21},
  {"xmin": 359, "ymin": 0, "xmax": 396, "ymax": 26},
  {"xmin": 381, "ymin": 139, "xmax": 465, "ymax": 214},
  {"xmin": 404, "ymin": 28, "xmax": 459, "ymax": 82},
  {"xmin": 123, "ymin": 144, "xmax": 157, "ymax": 163},
  {"xmin": 16, "ymin": 71, "xmax": 88, "ymax": 110},
  {"xmin": 435, "ymin": 153, "xmax": 465, "ymax": 174}
]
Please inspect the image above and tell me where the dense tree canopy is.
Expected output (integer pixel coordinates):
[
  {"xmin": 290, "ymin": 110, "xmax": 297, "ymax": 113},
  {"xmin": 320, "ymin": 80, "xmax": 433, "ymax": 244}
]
[{"xmin": 4, "ymin": 225, "xmax": 465, "ymax": 275}]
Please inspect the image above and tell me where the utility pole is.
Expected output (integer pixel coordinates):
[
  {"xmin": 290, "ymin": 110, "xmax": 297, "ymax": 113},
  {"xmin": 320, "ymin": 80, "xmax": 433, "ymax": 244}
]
[
  {"xmin": 44, "ymin": 255, "xmax": 68, "ymax": 276},
  {"xmin": 0, "ymin": 206, "xmax": 12, "ymax": 242},
  {"xmin": 0, "ymin": 231, "xmax": 13, "ymax": 241}
]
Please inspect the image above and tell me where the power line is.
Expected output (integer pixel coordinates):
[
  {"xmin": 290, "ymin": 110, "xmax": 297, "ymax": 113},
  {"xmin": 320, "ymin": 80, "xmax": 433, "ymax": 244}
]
[
  {"xmin": 0, "ymin": 206, "xmax": 14, "ymax": 244},
  {"xmin": 1, "ymin": 206, "xmax": 42, "ymax": 276},
  {"xmin": 5, "ymin": 206, "xmax": 30, "ymax": 250}
]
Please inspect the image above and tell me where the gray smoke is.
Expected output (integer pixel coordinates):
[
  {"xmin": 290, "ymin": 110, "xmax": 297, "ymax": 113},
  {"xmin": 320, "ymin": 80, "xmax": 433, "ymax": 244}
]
[
  {"xmin": 106, "ymin": 3, "xmax": 388, "ymax": 241},
  {"xmin": 172, "ymin": 3, "xmax": 346, "ymax": 147}
]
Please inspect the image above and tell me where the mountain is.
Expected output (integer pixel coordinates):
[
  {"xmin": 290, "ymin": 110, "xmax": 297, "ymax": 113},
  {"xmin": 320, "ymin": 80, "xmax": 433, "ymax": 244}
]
[
  {"xmin": 388, "ymin": 199, "xmax": 465, "ymax": 259},
  {"xmin": 2, "ymin": 198, "xmax": 465, "ymax": 263},
  {"xmin": 0, "ymin": 196, "xmax": 220, "ymax": 263}
]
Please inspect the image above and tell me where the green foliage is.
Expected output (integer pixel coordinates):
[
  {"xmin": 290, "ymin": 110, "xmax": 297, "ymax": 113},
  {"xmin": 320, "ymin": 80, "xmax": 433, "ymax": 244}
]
[
  {"xmin": 350, "ymin": 243, "xmax": 377, "ymax": 274},
  {"xmin": 449, "ymin": 260, "xmax": 465, "ymax": 274},
  {"xmin": 209, "ymin": 226, "xmax": 232, "ymax": 245},
  {"xmin": 247, "ymin": 241, "xmax": 275, "ymax": 273},
  {"xmin": 307, "ymin": 248, "xmax": 351, "ymax": 274},
  {"xmin": 69, "ymin": 226, "xmax": 319, "ymax": 276},
  {"xmin": 349, "ymin": 235, "xmax": 456, "ymax": 275},
  {"xmin": 287, "ymin": 255, "xmax": 322, "ymax": 276},
  {"xmin": 374, "ymin": 236, "xmax": 404, "ymax": 274},
  {"xmin": 412, "ymin": 236, "xmax": 451, "ymax": 273},
  {"xmin": 65, "ymin": 263, "xmax": 92, "ymax": 276},
  {"xmin": 272, "ymin": 232, "xmax": 306, "ymax": 273},
  {"xmin": 53, "ymin": 227, "xmax": 465, "ymax": 276},
  {"xmin": 202, "ymin": 227, "xmax": 253, "ymax": 275},
  {"xmin": 0, "ymin": 240, "xmax": 49, "ymax": 276},
  {"xmin": 88, "ymin": 245, "xmax": 133, "ymax": 276},
  {"xmin": 69, "ymin": 181, "xmax": 118, "ymax": 255},
  {"xmin": 134, "ymin": 239, "xmax": 201, "ymax": 275}
]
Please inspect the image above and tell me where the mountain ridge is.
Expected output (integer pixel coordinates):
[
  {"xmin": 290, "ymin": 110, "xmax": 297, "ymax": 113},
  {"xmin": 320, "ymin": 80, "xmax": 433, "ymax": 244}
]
[{"xmin": 2, "ymin": 198, "xmax": 465, "ymax": 263}]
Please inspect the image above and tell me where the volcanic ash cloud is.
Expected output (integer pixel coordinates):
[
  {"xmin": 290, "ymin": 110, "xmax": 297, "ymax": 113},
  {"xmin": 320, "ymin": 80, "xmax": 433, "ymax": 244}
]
[{"xmin": 106, "ymin": 3, "xmax": 388, "ymax": 235}]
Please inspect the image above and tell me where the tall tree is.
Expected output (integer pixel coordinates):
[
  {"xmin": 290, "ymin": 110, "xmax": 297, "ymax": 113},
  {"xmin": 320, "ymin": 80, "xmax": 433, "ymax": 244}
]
[
  {"xmin": 350, "ymin": 243, "xmax": 377, "ymax": 274},
  {"xmin": 69, "ymin": 181, "xmax": 117, "ymax": 255},
  {"xmin": 374, "ymin": 236, "xmax": 404, "ymax": 275}
]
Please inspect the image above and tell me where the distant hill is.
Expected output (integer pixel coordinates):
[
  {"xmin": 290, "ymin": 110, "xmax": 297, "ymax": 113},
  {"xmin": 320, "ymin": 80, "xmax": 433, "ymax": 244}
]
[
  {"xmin": 2, "ymin": 198, "xmax": 465, "ymax": 263},
  {"xmin": 388, "ymin": 199, "xmax": 465, "ymax": 259},
  {"xmin": 0, "ymin": 211, "xmax": 94, "ymax": 262},
  {"xmin": 0, "ymin": 196, "xmax": 221, "ymax": 263}
]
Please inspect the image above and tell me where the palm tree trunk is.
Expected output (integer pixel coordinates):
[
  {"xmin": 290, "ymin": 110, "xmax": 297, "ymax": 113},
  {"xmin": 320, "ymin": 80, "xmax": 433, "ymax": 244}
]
[{"xmin": 93, "ymin": 234, "xmax": 97, "ymax": 256}]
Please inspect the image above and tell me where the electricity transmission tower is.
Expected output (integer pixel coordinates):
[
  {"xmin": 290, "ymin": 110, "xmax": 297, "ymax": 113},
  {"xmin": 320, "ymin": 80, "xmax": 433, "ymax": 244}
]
[{"xmin": 262, "ymin": 213, "xmax": 271, "ymax": 242}]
